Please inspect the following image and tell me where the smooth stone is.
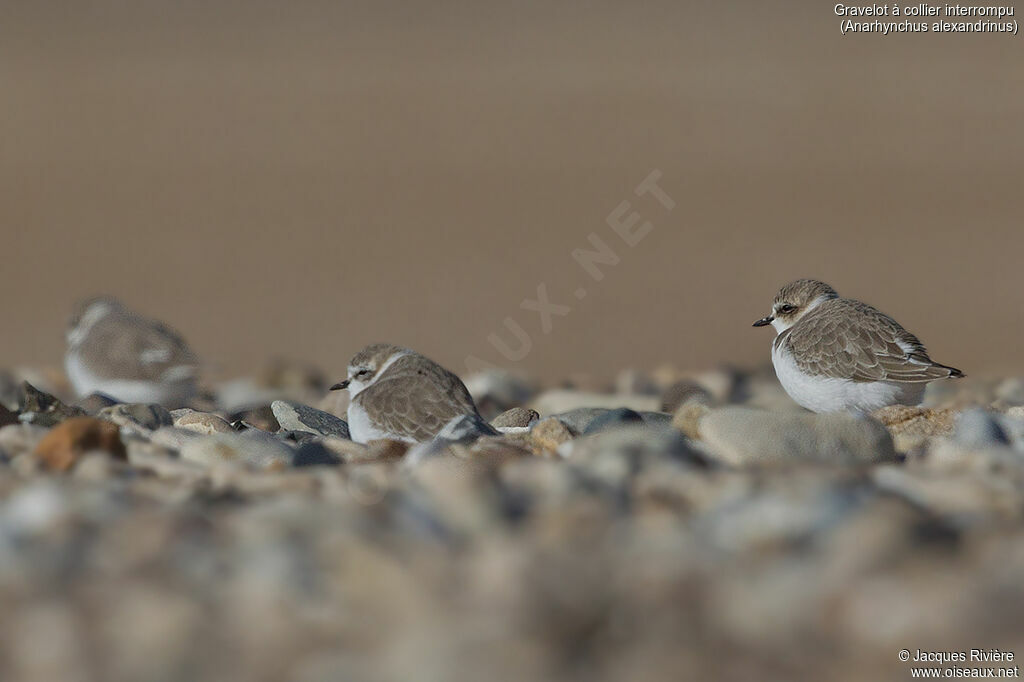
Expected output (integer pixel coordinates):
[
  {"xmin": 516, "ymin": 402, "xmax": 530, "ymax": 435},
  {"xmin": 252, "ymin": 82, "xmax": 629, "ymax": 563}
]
[
  {"xmin": 435, "ymin": 414, "xmax": 499, "ymax": 444},
  {"xmin": 0, "ymin": 404, "xmax": 16, "ymax": 429},
  {"xmin": 321, "ymin": 436, "xmax": 407, "ymax": 464},
  {"xmin": 550, "ymin": 408, "xmax": 606, "ymax": 434},
  {"xmin": 171, "ymin": 409, "xmax": 234, "ymax": 435},
  {"xmin": 277, "ymin": 430, "xmax": 321, "ymax": 445},
  {"xmin": 699, "ymin": 407, "xmax": 896, "ymax": 466},
  {"xmin": 99, "ymin": 403, "xmax": 174, "ymax": 433},
  {"xmin": 551, "ymin": 407, "xmax": 669, "ymax": 435},
  {"xmin": 873, "ymin": 466, "xmax": 1020, "ymax": 522},
  {"xmin": 582, "ymin": 408, "xmax": 643, "ymax": 434},
  {"xmin": 17, "ymin": 382, "xmax": 86, "ymax": 427},
  {"xmin": 870, "ymin": 405, "xmax": 958, "ymax": 452},
  {"xmin": 33, "ymin": 417, "xmax": 127, "ymax": 472},
  {"xmin": 271, "ymin": 400, "xmax": 350, "ymax": 439},
  {"xmin": 529, "ymin": 417, "xmax": 575, "ymax": 455},
  {"xmin": 660, "ymin": 379, "xmax": 713, "ymax": 413},
  {"xmin": 953, "ymin": 409, "xmax": 1024, "ymax": 453},
  {"xmin": 150, "ymin": 427, "xmax": 204, "ymax": 451},
  {"xmin": 74, "ymin": 393, "xmax": 119, "ymax": 415},
  {"xmin": 292, "ymin": 441, "xmax": 343, "ymax": 467},
  {"xmin": 228, "ymin": 405, "xmax": 279, "ymax": 432},
  {"xmin": 406, "ymin": 416, "xmax": 498, "ymax": 464},
  {"xmin": 179, "ymin": 430, "xmax": 294, "ymax": 469},
  {"xmin": 563, "ymin": 423, "xmax": 704, "ymax": 470},
  {"xmin": 0, "ymin": 423, "xmax": 51, "ymax": 459},
  {"xmin": 955, "ymin": 409, "xmax": 1011, "ymax": 449},
  {"xmin": 672, "ymin": 400, "xmax": 711, "ymax": 440},
  {"xmin": 1, "ymin": 481, "xmax": 69, "ymax": 535},
  {"xmin": 462, "ymin": 437, "xmax": 533, "ymax": 467},
  {"xmin": 490, "ymin": 407, "xmax": 539, "ymax": 430}
]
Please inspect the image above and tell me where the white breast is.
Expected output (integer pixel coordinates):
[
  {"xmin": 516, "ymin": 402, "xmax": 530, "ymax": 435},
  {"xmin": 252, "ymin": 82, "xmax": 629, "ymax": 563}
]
[{"xmin": 770, "ymin": 341, "xmax": 924, "ymax": 413}]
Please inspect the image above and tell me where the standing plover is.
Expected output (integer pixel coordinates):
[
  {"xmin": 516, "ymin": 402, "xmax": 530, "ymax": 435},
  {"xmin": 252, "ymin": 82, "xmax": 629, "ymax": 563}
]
[
  {"xmin": 753, "ymin": 279, "xmax": 963, "ymax": 413},
  {"xmin": 65, "ymin": 297, "xmax": 199, "ymax": 407},
  {"xmin": 330, "ymin": 343, "xmax": 481, "ymax": 443}
]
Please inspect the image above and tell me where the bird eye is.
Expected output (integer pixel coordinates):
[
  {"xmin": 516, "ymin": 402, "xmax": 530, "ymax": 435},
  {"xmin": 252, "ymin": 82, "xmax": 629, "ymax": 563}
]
[
  {"xmin": 355, "ymin": 369, "xmax": 372, "ymax": 379},
  {"xmin": 778, "ymin": 304, "xmax": 797, "ymax": 314}
]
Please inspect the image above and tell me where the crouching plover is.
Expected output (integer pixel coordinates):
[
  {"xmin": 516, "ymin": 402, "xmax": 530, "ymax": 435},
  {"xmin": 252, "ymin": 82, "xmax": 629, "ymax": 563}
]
[
  {"xmin": 65, "ymin": 297, "xmax": 200, "ymax": 407},
  {"xmin": 330, "ymin": 343, "xmax": 481, "ymax": 443},
  {"xmin": 753, "ymin": 279, "xmax": 963, "ymax": 413}
]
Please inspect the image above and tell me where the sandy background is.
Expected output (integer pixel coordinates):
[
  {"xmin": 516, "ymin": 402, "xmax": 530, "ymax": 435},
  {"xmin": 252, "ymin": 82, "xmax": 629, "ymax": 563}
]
[{"xmin": 2, "ymin": 1, "xmax": 1022, "ymax": 383}]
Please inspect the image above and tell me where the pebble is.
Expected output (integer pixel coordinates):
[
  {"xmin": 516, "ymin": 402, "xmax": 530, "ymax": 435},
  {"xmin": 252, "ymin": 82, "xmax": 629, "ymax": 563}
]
[
  {"xmin": 529, "ymin": 417, "xmax": 575, "ymax": 455},
  {"xmin": 170, "ymin": 409, "xmax": 234, "ymax": 435},
  {"xmin": 179, "ymin": 431, "xmax": 294, "ymax": 469},
  {"xmin": 271, "ymin": 400, "xmax": 350, "ymax": 439},
  {"xmin": 292, "ymin": 441, "xmax": 343, "ymax": 468},
  {"xmin": 872, "ymin": 405, "xmax": 958, "ymax": 452},
  {"xmin": 98, "ymin": 403, "xmax": 174, "ymax": 434},
  {"xmin": 74, "ymin": 393, "xmax": 118, "ymax": 415},
  {"xmin": 660, "ymin": 379, "xmax": 713, "ymax": 413},
  {"xmin": 0, "ymin": 423, "xmax": 51, "ymax": 459},
  {"xmin": 149, "ymin": 427, "xmax": 204, "ymax": 451},
  {"xmin": 563, "ymin": 424, "xmax": 702, "ymax": 476},
  {"xmin": 0, "ymin": 404, "xmax": 17, "ymax": 429},
  {"xmin": 582, "ymin": 407, "xmax": 644, "ymax": 434},
  {"xmin": 33, "ymin": 417, "xmax": 126, "ymax": 472},
  {"xmin": 698, "ymin": 407, "xmax": 896, "ymax": 466},
  {"xmin": 0, "ymin": 358, "xmax": 1019, "ymax": 681},
  {"xmin": 490, "ymin": 407, "xmax": 539, "ymax": 430},
  {"xmin": 435, "ymin": 414, "xmax": 499, "ymax": 444},
  {"xmin": 955, "ymin": 408, "xmax": 1011, "ymax": 449},
  {"xmin": 671, "ymin": 400, "xmax": 711, "ymax": 440},
  {"xmin": 17, "ymin": 382, "xmax": 86, "ymax": 427}
]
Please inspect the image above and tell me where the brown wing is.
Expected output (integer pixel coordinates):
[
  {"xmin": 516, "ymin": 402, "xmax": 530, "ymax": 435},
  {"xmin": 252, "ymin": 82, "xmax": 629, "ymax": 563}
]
[
  {"xmin": 355, "ymin": 356, "xmax": 479, "ymax": 442},
  {"xmin": 781, "ymin": 299, "xmax": 961, "ymax": 383},
  {"xmin": 80, "ymin": 312, "xmax": 198, "ymax": 381}
]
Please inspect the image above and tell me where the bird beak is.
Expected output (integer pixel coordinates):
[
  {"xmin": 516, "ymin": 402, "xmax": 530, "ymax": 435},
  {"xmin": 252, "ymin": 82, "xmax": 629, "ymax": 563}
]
[
  {"xmin": 330, "ymin": 379, "xmax": 350, "ymax": 391},
  {"xmin": 752, "ymin": 316, "xmax": 774, "ymax": 327}
]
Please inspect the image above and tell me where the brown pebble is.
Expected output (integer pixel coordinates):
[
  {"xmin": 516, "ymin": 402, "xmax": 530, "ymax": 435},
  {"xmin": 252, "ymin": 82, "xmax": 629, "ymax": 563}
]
[
  {"xmin": 529, "ymin": 417, "xmax": 573, "ymax": 455},
  {"xmin": 490, "ymin": 407, "xmax": 539, "ymax": 429},
  {"xmin": 660, "ymin": 380, "xmax": 713, "ymax": 413},
  {"xmin": 671, "ymin": 400, "xmax": 711, "ymax": 440},
  {"xmin": 33, "ymin": 417, "xmax": 127, "ymax": 472},
  {"xmin": 871, "ymin": 405, "xmax": 958, "ymax": 452}
]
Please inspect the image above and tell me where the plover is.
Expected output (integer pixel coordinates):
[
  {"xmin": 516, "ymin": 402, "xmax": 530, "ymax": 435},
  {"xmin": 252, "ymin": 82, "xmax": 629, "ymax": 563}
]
[
  {"xmin": 65, "ymin": 297, "xmax": 199, "ymax": 407},
  {"xmin": 330, "ymin": 343, "xmax": 481, "ymax": 443},
  {"xmin": 753, "ymin": 279, "xmax": 963, "ymax": 413}
]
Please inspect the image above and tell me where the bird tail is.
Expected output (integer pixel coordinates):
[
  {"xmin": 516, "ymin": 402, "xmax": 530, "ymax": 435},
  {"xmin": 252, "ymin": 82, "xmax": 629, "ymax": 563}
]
[{"xmin": 934, "ymin": 362, "xmax": 964, "ymax": 379}]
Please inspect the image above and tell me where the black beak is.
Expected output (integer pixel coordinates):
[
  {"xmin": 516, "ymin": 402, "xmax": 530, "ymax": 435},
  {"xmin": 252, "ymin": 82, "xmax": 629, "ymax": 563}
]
[
  {"xmin": 330, "ymin": 379, "xmax": 350, "ymax": 391},
  {"xmin": 752, "ymin": 316, "xmax": 774, "ymax": 327}
]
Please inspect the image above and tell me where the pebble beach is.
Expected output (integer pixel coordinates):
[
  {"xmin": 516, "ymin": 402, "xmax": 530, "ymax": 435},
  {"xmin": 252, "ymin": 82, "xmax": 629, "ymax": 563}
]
[{"xmin": 1, "ymin": 362, "xmax": 1023, "ymax": 682}]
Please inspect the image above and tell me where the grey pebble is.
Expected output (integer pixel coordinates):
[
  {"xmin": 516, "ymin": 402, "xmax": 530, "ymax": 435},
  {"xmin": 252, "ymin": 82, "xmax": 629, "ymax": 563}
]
[{"xmin": 271, "ymin": 400, "xmax": 350, "ymax": 439}]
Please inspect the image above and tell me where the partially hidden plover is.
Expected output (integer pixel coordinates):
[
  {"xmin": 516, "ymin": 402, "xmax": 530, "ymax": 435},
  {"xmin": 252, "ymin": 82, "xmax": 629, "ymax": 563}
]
[
  {"xmin": 65, "ymin": 297, "xmax": 199, "ymax": 407},
  {"xmin": 753, "ymin": 279, "xmax": 963, "ymax": 413},
  {"xmin": 330, "ymin": 343, "xmax": 481, "ymax": 443}
]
